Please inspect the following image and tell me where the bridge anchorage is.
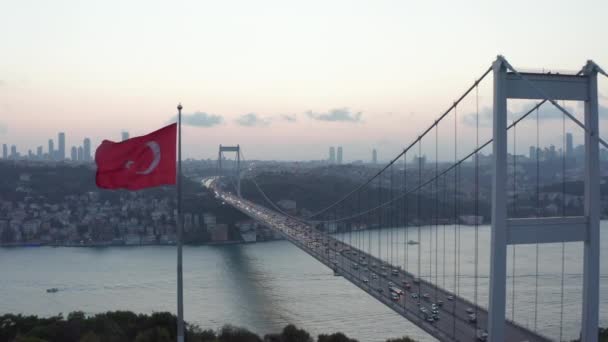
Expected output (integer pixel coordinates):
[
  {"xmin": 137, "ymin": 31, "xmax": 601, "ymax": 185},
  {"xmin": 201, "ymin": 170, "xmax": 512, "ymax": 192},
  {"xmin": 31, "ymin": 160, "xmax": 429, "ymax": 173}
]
[{"xmin": 209, "ymin": 56, "xmax": 607, "ymax": 342}]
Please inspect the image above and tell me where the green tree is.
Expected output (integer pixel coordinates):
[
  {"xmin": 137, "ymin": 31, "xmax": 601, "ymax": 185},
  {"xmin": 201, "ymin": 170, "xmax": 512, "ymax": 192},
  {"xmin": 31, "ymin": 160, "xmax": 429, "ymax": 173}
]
[
  {"xmin": 134, "ymin": 327, "xmax": 172, "ymax": 342},
  {"xmin": 317, "ymin": 332, "xmax": 358, "ymax": 342},
  {"xmin": 280, "ymin": 324, "xmax": 312, "ymax": 342},
  {"xmin": 218, "ymin": 325, "xmax": 262, "ymax": 342},
  {"xmin": 79, "ymin": 331, "xmax": 101, "ymax": 342},
  {"xmin": 14, "ymin": 335, "xmax": 48, "ymax": 342}
]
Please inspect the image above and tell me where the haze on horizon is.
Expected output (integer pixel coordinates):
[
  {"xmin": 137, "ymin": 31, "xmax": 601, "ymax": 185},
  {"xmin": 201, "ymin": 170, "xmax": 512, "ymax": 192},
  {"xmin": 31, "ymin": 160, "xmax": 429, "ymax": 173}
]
[{"xmin": 1, "ymin": 0, "xmax": 607, "ymax": 162}]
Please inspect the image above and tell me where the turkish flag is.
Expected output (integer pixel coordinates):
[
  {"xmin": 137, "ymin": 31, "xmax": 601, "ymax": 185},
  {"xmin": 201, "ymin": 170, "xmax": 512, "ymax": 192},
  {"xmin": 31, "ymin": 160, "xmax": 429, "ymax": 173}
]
[{"xmin": 95, "ymin": 123, "xmax": 177, "ymax": 190}]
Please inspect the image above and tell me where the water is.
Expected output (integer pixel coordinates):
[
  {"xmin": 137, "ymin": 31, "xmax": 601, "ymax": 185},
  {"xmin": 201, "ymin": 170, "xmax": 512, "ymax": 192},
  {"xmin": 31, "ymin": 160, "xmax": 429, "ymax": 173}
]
[{"xmin": 2, "ymin": 223, "xmax": 608, "ymax": 341}]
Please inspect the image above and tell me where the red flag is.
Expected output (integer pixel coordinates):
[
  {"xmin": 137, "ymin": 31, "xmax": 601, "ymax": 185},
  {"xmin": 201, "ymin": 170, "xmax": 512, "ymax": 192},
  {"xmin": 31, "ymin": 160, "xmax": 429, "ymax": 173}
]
[{"xmin": 95, "ymin": 123, "xmax": 177, "ymax": 190}]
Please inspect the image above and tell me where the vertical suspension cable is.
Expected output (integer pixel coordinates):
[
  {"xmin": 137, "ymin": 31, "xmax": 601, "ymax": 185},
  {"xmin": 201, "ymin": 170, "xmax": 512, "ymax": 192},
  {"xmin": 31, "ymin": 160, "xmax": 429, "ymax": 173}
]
[
  {"xmin": 434, "ymin": 124, "xmax": 439, "ymax": 302},
  {"xmin": 512, "ymin": 122, "xmax": 517, "ymax": 322},
  {"xmin": 474, "ymin": 84, "xmax": 480, "ymax": 330},
  {"xmin": 378, "ymin": 174, "xmax": 382, "ymax": 266},
  {"xmin": 418, "ymin": 140, "xmax": 422, "ymax": 283},
  {"xmin": 559, "ymin": 102, "xmax": 567, "ymax": 341},
  {"xmin": 404, "ymin": 152, "xmax": 409, "ymax": 274},
  {"xmin": 534, "ymin": 106, "xmax": 540, "ymax": 331},
  {"xmin": 456, "ymin": 104, "xmax": 461, "ymax": 298},
  {"xmin": 443, "ymin": 173, "xmax": 447, "ymax": 290},
  {"xmin": 390, "ymin": 164, "xmax": 394, "ymax": 267},
  {"xmin": 452, "ymin": 104, "xmax": 458, "ymax": 338}
]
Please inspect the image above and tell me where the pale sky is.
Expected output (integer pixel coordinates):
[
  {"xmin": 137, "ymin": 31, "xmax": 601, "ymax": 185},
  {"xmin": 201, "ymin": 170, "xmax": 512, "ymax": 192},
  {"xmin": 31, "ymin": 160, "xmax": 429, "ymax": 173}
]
[{"xmin": 1, "ymin": 0, "xmax": 607, "ymax": 161}]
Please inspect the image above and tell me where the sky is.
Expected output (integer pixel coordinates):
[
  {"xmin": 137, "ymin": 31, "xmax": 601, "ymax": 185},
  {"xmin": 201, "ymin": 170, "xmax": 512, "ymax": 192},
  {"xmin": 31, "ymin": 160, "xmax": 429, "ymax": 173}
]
[{"xmin": 1, "ymin": 0, "xmax": 607, "ymax": 161}]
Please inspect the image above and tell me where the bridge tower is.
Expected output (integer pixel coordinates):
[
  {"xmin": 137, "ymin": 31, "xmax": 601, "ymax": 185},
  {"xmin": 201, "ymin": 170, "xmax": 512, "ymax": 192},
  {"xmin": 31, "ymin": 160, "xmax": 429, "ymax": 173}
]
[
  {"xmin": 218, "ymin": 144, "xmax": 241, "ymax": 197},
  {"xmin": 489, "ymin": 56, "xmax": 602, "ymax": 342}
]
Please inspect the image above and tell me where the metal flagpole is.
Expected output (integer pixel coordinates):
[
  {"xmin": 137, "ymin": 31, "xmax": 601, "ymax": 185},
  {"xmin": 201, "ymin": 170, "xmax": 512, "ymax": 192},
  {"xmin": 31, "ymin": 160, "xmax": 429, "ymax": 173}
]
[{"xmin": 176, "ymin": 103, "xmax": 185, "ymax": 342}]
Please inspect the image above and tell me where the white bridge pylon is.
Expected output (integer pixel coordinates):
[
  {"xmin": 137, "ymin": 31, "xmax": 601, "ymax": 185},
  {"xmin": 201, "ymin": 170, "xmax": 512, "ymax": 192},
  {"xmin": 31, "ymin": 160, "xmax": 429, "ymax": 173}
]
[
  {"xmin": 489, "ymin": 56, "xmax": 603, "ymax": 342},
  {"xmin": 218, "ymin": 144, "xmax": 241, "ymax": 197}
]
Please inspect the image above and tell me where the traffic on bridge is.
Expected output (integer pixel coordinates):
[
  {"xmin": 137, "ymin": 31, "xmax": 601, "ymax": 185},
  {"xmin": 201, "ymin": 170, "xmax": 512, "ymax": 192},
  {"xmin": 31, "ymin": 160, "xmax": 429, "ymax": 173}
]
[{"xmin": 205, "ymin": 177, "xmax": 549, "ymax": 342}]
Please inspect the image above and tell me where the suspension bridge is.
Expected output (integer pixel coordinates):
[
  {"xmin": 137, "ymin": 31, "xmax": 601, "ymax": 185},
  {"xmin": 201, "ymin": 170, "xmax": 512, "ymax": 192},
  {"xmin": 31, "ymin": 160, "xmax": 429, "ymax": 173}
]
[{"xmin": 207, "ymin": 56, "xmax": 608, "ymax": 342}]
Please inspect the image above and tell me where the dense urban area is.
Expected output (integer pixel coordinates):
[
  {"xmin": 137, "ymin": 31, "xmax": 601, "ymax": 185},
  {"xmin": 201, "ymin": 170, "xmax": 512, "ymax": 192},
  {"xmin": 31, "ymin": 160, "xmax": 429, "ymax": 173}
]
[{"xmin": 1, "ymin": 132, "xmax": 608, "ymax": 246}]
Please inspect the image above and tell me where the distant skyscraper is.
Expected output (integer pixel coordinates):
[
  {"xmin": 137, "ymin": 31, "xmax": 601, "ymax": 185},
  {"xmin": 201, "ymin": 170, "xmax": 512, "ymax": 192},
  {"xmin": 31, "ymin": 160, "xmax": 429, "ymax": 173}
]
[
  {"xmin": 337, "ymin": 146, "xmax": 343, "ymax": 164},
  {"xmin": 48, "ymin": 139, "xmax": 54, "ymax": 160},
  {"xmin": 58, "ymin": 132, "xmax": 65, "ymax": 160},
  {"xmin": 28, "ymin": 150, "xmax": 33, "ymax": 159},
  {"xmin": 77, "ymin": 146, "xmax": 84, "ymax": 162},
  {"xmin": 329, "ymin": 147, "xmax": 336, "ymax": 164},
  {"xmin": 10, "ymin": 145, "xmax": 17, "ymax": 159},
  {"xmin": 121, "ymin": 131, "xmax": 129, "ymax": 141},
  {"xmin": 372, "ymin": 149, "xmax": 377, "ymax": 164},
  {"xmin": 71, "ymin": 146, "xmax": 78, "ymax": 161},
  {"xmin": 83, "ymin": 138, "xmax": 91, "ymax": 162},
  {"xmin": 2, "ymin": 144, "xmax": 7, "ymax": 159},
  {"xmin": 566, "ymin": 132, "xmax": 573, "ymax": 157},
  {"xmin": 36, "ymin": 146, "xmax": 43, "ymax": 159},
  {"xmin": 529, "ymin": 146, "xmax": 535, "ymax": 160}
]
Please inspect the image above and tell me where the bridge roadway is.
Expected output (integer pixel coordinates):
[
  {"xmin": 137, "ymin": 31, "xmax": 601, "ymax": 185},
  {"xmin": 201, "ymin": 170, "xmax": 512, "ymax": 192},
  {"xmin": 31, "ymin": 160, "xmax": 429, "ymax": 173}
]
[{"xmin": 210, "ymin": 185, "xmax": 550, "ymax": 342}]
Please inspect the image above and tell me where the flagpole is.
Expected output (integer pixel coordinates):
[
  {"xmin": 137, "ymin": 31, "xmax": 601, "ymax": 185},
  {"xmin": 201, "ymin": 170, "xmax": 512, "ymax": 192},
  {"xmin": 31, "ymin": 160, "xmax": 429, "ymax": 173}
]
[{"xmin": 176, "ymin": 103, "xmax": 185, "ymax": 342}]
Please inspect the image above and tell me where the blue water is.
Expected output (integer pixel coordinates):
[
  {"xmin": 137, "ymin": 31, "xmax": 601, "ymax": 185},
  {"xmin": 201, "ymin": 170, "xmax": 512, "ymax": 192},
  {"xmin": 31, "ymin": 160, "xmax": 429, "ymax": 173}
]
[{"xmin": 2, "ymin": 222, "xmax": 608, "ymax": 341}]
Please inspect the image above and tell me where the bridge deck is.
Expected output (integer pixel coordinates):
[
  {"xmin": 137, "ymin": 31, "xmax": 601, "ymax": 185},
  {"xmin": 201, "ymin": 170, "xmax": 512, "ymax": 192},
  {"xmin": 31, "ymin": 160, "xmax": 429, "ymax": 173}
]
[{"xmin": 213, "ymin": 186, "xmax": 551, "ymax": 342}]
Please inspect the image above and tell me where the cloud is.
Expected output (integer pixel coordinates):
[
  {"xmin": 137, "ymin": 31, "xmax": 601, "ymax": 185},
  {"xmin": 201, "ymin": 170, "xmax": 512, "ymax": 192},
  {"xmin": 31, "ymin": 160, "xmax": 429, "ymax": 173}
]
[
  {"xmin": 280, "ymin": 114, "xmax": 297, "ymax": 122},
  {"xmin": 169, "ymin": 111, "xmax": 223, "ymax": 127},
  {"xmin": 306, "ymin": 107, "xmax": 363, "ymax": 122},
  {"xmin": 462, "ymin": 103, "xmax": 587, "ymax": 127},
  {"xmin": 235, "ymin": 113, "xmax": 270, "ymax": 127}
]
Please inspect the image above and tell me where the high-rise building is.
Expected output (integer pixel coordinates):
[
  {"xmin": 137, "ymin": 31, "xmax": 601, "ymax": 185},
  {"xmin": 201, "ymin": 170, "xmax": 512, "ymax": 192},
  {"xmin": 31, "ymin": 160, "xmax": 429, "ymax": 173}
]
[
  {"xmin": 83, "ymin": 138, "xmax": 91, "ymax": 162},
  {"xmin": 71, "ymin": 146, "xmax": 78, "ymax": 161},
  {"xmin": 529, "ymin": 146, "xmax": 535, "ymax": 160},
  {"xmin": 372, "ymin": 149, "xmax": 377, "ymax": 164},
  {"xmin": 2, "ymin": 144, "xmax": 7, "ymax": 159},
  {"xmin": 10, "ymin": 145, "xmax": 17, "ymax": 159},
  {"xmin": 337, "ymin": 146, "xmax": 343, "ymax": 164},
  {"xmin": 121, "ymin": 131, "xmax": 129, "ymax": 141},
  {"xmin": 329, "ymin": 147, "xmax": 336, "ymax": 164},
  {"xmin": 58, "ymin": 132, "xmax": 65, "ymax": 160},
  {"xmin": 28, "ymin": 150, "xmax": 33, "ymax": 159},
  {"xmin": 77, "ymin": 146, "xmax": 84, "ymax": 162},
  {"xmin": 36, "ymin": 146, "xmax": 43, "ymax": 159},
  {"xmin": 566, "ymin": 132, "xmax": 573, "ymax": 157},
  {"xmin": 48, "ymin": 139, "xmax": 54, "ymax": 160}
]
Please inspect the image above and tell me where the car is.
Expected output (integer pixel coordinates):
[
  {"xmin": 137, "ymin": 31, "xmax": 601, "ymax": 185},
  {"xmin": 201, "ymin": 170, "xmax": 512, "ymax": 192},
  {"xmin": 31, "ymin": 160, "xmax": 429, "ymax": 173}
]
[
  {"xmin": 388, "ymin": 281, "xmax": 395, "ymax": 287},
  {"xmin": 432, "ymin": 314, "xmax": 440, "ymax": 321},
  {"xmin": 447, "ymin": 295, "xmax": 454, "ymax": 301},
  {"xmin": 411, "ymin": 293, "xmax": 419, "ymax": 299},
  {"xmin": 466, "ymin": 308, "xmax": 475, "ymax": 314},
  {"xmin": 476, "ymin": 329, "xmax": 488, "ymax": 341},
  {"xmin": 392, "ymin": 269, "xmax": 399, "ymax": 276},
  {"xmin": 376, "ymin": 287, "xmax": 384, "ymax": 293},
  {"xmin": 391, "ymin": 294, "xmax": 399, "ymax": 301},
  {"xmin": 426, "ymin": 316, "xmax": 435, "ymax": 323},
  {"xmin": 372, "ymin": 274, "xmax": 378, "ymax": 279},
  {"xmin": 468, "ymin": 314, "xmax": 477, "ymax": 323},
  {"xmin": 431, "ymin": 304, "xmax": 438, "ymax": 310},
  {"xmin": 413, "ymin": 278, "xmax": 421, "ymax": 284},
  {"xmin": 437, "ymin": 300, "xmax": 444, "ymax": 307},
  {"xmin": 363, "ymin": 278, "xmax": 369, "ymax": 283},
  {"xmin": 422, "ymin": 293, "xmax": 430, "ymax": 300}
]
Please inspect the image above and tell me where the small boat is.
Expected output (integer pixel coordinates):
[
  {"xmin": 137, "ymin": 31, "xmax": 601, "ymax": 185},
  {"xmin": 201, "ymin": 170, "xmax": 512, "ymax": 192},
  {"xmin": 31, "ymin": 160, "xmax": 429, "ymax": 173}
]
[
  {"xmin": 407, "ymin": 240, "xmax": 419, "ymax": 245},
  {"xmin": 46, "ymin": 288, "xmax": 59, "ymax": 293}
]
